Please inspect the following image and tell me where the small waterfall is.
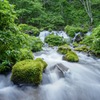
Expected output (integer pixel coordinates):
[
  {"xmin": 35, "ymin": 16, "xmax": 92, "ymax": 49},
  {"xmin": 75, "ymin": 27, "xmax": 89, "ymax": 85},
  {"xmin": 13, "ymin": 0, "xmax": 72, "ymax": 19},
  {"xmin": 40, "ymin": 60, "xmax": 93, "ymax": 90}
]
[
  {"xmin": 39, "ymin": 31, "xmax": 70, "ymax": 42},
  {"xmin": 72, "ymin": 32, "xmax": 82, "ymax": 42}
]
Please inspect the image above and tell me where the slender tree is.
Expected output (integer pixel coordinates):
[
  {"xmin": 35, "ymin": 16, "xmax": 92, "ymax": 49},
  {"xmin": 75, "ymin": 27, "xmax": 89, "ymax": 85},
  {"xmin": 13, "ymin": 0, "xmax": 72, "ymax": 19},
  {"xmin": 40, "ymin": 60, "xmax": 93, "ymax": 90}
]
[{"xmin": 80, "ymin": 0, "xmax": 93, "ymax": 24}]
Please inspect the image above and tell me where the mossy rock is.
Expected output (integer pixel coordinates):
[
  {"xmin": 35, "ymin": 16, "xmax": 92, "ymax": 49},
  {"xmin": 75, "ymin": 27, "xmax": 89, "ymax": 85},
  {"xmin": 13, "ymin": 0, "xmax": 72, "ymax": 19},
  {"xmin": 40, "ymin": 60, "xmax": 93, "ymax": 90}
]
[
  {"xmin": 63, "ymin": 51, "xmax": 79, "ymax": 62},
  {"xmin": 73, "ymin": 42, "xmax": 79, "ymax": 47},
  {"xmin": 45, "ymin": 33, "xmax": 66, "ymax": 46},
  {"xmin": 11, "ymin": 58, "xmax": 47, "ymax": 85},
  {"xmin": 74, "ymin": 45, "xmax": 89, "ymax": 52},
  {"xmin": 57, "ymin": 44, "xmax": 71, "ymax": 54}
]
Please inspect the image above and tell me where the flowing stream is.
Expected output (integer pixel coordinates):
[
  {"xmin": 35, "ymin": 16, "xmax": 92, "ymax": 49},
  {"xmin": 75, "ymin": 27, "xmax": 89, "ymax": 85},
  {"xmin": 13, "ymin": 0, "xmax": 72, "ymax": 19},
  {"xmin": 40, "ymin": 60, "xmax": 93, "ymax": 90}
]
[{"xmin": 0, "ymin": 31, "xmax": 100, "ymax": 100}]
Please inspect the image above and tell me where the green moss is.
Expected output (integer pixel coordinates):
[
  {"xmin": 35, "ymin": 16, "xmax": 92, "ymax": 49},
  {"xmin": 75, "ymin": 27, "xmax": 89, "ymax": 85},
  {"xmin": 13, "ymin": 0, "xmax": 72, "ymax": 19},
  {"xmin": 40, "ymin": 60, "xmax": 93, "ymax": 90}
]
[
  {"xmin": 63, "ymin": 51, "xmax": 79, "ymax": 62},
  {"xmin": 35, "ymin": 58, "xmax": 47, "ymax": 69},
  {"xmin": 57, "ymin": 44, "xmax": 71, "ymax": 54},
  {"xmin": 73, "ymin": 42, "xmax": 79, "ymax": 47},
  {"xmin": 11, "ymin": 58, "xmax": 47, "ymax": 85},
  {"xmin": 74, "ymin": 45, "xmax": 89, "ymax": 52},
  {"xmin": 64, "ymin": 25, "xmax": 87, "ymax": 37},
  {"xmin": 45, "ymin": 33, "xmax": 66, "ymax": 46}
]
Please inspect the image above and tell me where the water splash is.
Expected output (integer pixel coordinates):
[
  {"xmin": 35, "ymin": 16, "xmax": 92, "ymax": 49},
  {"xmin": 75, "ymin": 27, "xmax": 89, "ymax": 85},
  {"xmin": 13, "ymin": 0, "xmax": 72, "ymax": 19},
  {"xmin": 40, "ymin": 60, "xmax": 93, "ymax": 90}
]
[{"xmin": 39, "ymin": 31, "xmax": 69, "ymax": 42}]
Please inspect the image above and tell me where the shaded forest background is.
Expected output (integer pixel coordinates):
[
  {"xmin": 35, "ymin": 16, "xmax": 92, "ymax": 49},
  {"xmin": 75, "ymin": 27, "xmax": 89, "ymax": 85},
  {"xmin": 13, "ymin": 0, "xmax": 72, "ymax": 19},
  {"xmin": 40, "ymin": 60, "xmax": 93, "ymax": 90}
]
[{"xmin": 8, "ymin": 0, "xmax": 100, "ymax": 30}]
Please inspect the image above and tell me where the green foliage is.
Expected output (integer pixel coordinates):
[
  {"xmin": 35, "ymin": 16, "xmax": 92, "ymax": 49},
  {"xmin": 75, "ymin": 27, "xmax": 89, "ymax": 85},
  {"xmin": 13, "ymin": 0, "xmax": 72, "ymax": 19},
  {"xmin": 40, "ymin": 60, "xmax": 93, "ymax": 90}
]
[
  {"xmin": 91, "ymin": 38, "xmax": 100, "ymax": 55},
  {"xmin": 63, "ymin": 51, "xmax": 79, "ymax": 62},
  {"xmin": 8, "ymin": 0, "xmax": 100, "ymax": 29},
  {"xmin": 18, "ymin": 24, "xmax": 40, "ymax": 36},
  {"xmin": 0, "ymin": 30, "xmax": 42, "ymax": 65},
  {"xmin": 0, "ymin": 65, "xmax": 11, "ymax": 74},
  {"xmin": 0, "ymin": 0, "xmax": 16, "ymax": 30},
  {"xmin": 57, "ymin": 44, "xmax": 71, "ymax": 54},
  {"xmin": 8, "ymin": 0, "xmax": 44, "ymax": 26},
  {"xmin": 11, "ymin": 58, "xmax": 47, "ymax": 85},
  {"xmin": 81, "ymin": 35, "xmax": 93, "ymax": 46},
  {"xmin": 13, "ymin": 49, "xmax": 34, "ymax": 62},
  {"xmin": 64, "ymin": 25, "xmax": 87, "ymax": 37},
  {"xmin": 0, "ymin": 48, "xmax": 33, "ymax": 65},
  {"xmin": 92, "ymin": 25, "xmax": 100, "ymax": 38},
  {"xmin": 45, "ymin": 34, "xmax": 66, "ymax": 46},
  {"xmin": 82, "ymin": 25, "xmax": 100, "ymax": 55}
]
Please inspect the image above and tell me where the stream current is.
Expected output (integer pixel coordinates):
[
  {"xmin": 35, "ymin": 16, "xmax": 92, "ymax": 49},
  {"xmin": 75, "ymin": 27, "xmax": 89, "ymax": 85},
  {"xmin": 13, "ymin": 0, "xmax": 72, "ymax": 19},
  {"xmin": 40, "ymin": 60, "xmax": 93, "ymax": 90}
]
[{"xmin": 0, "ymin": 31, "xmax": 100, "ymax": 100}]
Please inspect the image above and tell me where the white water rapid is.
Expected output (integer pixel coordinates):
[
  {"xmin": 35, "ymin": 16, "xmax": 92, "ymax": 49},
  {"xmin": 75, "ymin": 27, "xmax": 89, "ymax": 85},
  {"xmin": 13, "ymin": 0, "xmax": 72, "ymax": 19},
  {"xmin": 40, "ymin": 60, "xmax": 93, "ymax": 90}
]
[
  {"xmin": 39, "ymin": 31, "xmax": 70, "ymax": 42},
  {"xmin": 0, "ymin": 31, "xmax": 100, "ymax": 100}
]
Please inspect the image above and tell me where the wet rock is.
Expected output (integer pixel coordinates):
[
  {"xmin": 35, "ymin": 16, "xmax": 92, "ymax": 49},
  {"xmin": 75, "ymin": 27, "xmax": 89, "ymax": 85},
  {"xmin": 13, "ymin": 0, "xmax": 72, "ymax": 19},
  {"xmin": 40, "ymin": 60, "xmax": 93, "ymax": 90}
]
[
  {"xmin": 50, "ymin": 63, "xmax": 69, "ymax": 77},
  {"xmin": 63, "ymin": 51, "xmax": 79, "ymax": 62},
  {"xmin": 73, "ymin": 32, "xmax": 83, "ymax": 42}
]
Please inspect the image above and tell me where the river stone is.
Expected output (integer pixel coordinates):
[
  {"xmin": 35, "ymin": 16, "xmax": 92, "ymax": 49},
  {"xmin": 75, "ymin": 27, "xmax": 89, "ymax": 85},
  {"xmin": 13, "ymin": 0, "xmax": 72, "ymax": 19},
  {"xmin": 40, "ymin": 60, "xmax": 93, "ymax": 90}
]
[{"xmin": 50, "ymin": 63, "xmax": 69, "ymax": 77}]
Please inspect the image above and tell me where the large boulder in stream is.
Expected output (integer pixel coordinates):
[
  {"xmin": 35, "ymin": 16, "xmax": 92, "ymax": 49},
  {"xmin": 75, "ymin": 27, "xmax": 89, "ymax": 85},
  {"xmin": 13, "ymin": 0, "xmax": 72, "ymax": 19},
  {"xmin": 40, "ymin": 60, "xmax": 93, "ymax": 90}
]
[
  {"xmin": 11, "ymin": 58, "xmax": 47, "ymax": 85},
  {"xmin": 50, "ymin": 63, "xmax": 69, "ymax": 77},
  {"xmin": 45, "ymin": 33, "xmax": 66, "ymax": 46},
  {"xmin": 63, "ymin": 51, "xmax": 79, "ymax": 62}
]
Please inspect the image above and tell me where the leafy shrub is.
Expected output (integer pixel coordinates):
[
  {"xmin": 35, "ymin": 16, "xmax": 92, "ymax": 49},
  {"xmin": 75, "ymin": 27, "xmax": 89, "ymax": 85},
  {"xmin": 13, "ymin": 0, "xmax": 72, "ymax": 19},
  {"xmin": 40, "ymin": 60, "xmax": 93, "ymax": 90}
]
[
  {"xmin": 0, "ymin": 0, "xmax": 16, "ymax": 30},
  {"xmin": 0, "ymin": 65, "xmax": 11, "ymax": 74},
  {"xmin": 0, "ymin": 31, "xmax": 42, "ymax": 65},
  {"xmin": 64, "ymin": 25, "xmax": 87, "ymax": 37},
  {"xmin": 18, "ymin": 24, "xmax": 40, "ymax": 36},
  {"xmin": 81, "ymin": 35, "xmax": 93, "ymax": 46},
  {"xmin": 82, "ymin": 25, "xmax": 100, "ymax": 55},
  {"xmin": 91, "ymin": 38, "xmax": 100, "ymax": 55},
  {"xmin": 30, "ymin": 37, "xmax": 43, "ymax": 52}
]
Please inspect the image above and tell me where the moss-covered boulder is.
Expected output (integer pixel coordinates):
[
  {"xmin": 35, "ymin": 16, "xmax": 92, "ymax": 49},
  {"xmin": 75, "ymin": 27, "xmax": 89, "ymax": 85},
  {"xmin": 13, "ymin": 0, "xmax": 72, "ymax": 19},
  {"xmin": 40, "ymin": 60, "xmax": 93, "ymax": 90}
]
[
  {"xmin": 74, "ymin": 45, "xmax": 89, "ymax": 52},
  {"xmin": 63, "ymin": 51, "xmax": 79, "ymax": 62},
  {"xmin": 73, "ymin": 42, "xmax": 79, "ymax": 47},
  {"xmin": 57, "ymin": 44, "xmax": 71, "ymax": 54},
  {"xmin": 64, "ymin": 25, "xmax": 87, "ymax": 37},
  {"xmin": 11, "ymin": 58, "xmax": 47, "ymax": 85},
  {"xmin": 45, "ymin": 33, "xmax": 66, "ymax": 46}
]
